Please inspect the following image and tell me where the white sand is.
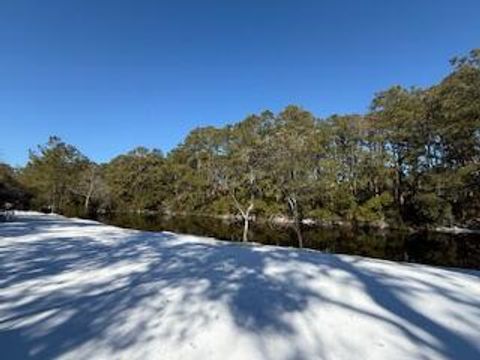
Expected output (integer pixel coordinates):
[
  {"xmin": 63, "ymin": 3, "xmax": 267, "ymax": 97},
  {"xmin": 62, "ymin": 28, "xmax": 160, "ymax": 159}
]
[{"xmin": 1, "ymin": 212, "xmax": 479, "ymax": 359}]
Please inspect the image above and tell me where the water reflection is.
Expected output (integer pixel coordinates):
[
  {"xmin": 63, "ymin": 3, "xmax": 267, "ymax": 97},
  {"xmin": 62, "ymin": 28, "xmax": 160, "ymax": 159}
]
[{"xmin": 96, "ymin": 213, "xmax": 480, "ymax": 269}]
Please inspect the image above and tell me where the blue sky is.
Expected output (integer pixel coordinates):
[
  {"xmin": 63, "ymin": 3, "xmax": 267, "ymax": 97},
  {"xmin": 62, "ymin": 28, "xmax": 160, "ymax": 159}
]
[{"xmin": 1, "ymin": 0, "xmax": 479, "ymax": 165}]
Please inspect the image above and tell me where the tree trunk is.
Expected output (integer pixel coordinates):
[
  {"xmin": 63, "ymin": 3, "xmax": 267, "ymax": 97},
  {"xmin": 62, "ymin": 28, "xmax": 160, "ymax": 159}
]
[
  {"xmin": 84, "ymin": 179, "xmax": 95, "ymax": 212},
  {"xmin": 287, "ymin": 196, "xmax": 303, "ymax": 248},
  {"xmin": 84, "ymin": 194, "xmax": 91, "ymax": 213},
  {"xmin": 294, "ymin": 218, "xmax": 303, "ymax": 248},
  {"xmin": 84, "ymin": 166, "xmax": 97, "ymax": 213},
  {"xmin": 230, "ymin": 191, "xmax": 254, "ymax": 243},
  {"xmin": 242, "ymin": 203, "xmax": 254, "ymax": 242},
  {"xmin": 50, "ymin": 185, "xmax": 56, "ymax": 213},
  {"xmin": 243, "ymin": 216, "xmax": 249, "ymax": 242}
]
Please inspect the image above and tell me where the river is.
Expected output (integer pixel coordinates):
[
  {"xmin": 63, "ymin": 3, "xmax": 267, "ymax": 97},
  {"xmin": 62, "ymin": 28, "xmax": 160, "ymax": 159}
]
[{"xmin": 95, "ymin": 212, "xmax": 480, "ymax": 269}]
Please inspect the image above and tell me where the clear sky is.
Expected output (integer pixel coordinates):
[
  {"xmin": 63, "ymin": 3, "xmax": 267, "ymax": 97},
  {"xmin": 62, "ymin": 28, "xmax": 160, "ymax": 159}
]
[{"xmin": 1, "ymin": 0, "xmax": 479, "ymax": 166}]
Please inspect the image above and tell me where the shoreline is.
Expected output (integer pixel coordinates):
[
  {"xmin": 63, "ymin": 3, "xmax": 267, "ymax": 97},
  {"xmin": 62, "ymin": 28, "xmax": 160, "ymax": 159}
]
[
  {"xmin": 1, "ymin": 212, "xmax": 479, "ymax": 359},
  {"xmin": 81, "ymin": 209, "xmax": 480, "ymax": 235}
]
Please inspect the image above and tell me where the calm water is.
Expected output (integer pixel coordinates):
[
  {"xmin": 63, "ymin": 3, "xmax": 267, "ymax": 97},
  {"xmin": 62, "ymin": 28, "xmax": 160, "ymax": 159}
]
[{"xmin": 96, "ymin": 213, "xmax": 480, "ymax": 269}]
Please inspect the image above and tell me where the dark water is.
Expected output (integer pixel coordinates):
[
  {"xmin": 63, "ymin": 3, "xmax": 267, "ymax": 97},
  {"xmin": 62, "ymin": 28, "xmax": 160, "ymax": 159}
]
[{"xmin": 96, "ymin": 213, "xmax": 480, "ymax": 269}]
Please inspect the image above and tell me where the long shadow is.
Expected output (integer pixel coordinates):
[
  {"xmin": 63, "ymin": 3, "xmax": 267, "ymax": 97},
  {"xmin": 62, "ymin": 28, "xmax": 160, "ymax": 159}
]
[
  {"xmin": 331, "ymin": 257, "xmax": 480, "ymax": 359},
  {"xmin": 0, "ymin": 215, "xmax": 479, "ymax": 359},
  {"xmin": 0, "ymin": 214, "xmax": 99, "ymax": 238}
]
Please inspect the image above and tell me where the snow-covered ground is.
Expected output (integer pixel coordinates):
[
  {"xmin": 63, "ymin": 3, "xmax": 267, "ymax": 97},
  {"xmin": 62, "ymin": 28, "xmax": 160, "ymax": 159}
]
[{"xmin": 1, "ymin": 212, "xmax": 479, "ymax": 360}]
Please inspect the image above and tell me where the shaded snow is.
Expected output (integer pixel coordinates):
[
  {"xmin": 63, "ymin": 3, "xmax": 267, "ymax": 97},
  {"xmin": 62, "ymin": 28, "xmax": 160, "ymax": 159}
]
[{"xmin": 0, "ymin": 212, "xmax": 479, "ymax": 359}]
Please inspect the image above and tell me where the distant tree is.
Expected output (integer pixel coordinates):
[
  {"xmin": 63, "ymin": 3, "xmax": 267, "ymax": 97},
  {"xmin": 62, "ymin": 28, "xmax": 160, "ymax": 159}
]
[
  {"xmin": 0, "ymin": 163, "xmax": 30, "ymax": 208},
  {"xmin": 12, "ymin": 49, "xmax": 480, "ymax": 229},
  {"xmin": 428, "ymin": 49, "xmax": 480, "ymax": 222},
  {"xmin": 219, "ymin": 114, "xmax": 269, "ymax": 242},
  {"xmin": 68, "ymin": 162, "xmax": 106, "ymax": 213},
  {"xmin": 263, "ymin": 106, "xmax": 317, "ymax": 247},
  {"xmin": 21, "ymin": 136, "xmax": 89, "ymax": 213},
  {"xmin": 167, "ymin": 127, "xmax": 228, "ymax": 213},
  {"xmin": 105, "ymin": 147, "xmax": 167, "ymax": 211}
]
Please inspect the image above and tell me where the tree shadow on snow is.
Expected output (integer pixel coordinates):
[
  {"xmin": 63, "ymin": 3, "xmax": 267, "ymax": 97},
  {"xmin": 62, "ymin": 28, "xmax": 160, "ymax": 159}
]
[{"xmin": 0, "ymin": 215, "xmax": 479, "ymax": 359}]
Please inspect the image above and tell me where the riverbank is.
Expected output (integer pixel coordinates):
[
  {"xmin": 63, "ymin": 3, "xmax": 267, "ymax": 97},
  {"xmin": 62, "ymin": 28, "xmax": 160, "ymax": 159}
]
[
  {"xmin": 1, "ymin": 212, "xmax": 479, "ymax": 359},
  {"xmin": 91, "ymin": 209, "xmax": 480, "ymax": 234}
]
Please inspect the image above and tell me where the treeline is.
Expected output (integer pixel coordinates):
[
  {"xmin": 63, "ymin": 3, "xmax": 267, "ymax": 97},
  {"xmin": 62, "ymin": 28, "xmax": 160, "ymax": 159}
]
[{"xmin": 1, "ymin": 49, "xmax": 479, "ymax": 241}]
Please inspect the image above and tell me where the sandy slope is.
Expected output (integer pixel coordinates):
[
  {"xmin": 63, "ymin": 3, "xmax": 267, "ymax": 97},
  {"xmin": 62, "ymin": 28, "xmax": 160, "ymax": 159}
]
[{"xmin": 1, "ymin": 212, "xmax": 479, "ymax": 360}]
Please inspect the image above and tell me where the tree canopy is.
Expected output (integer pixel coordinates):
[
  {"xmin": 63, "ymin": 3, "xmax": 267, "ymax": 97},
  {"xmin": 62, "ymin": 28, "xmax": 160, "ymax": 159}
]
[{"xmin": 2, "ymin": 49, "xmax": 479, "ymax": 234}]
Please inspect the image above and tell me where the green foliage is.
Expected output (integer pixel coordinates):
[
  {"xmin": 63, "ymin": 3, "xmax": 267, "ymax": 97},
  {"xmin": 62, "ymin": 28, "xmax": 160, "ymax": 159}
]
[
  {"xmin": 0, "ymin": 163, "xmax": 30, "ymax": 207},
  {"xmin": 355, "ymin": 192, "xmax": 393, "ymax": 222},
  {"xmin": 252, "ymin": 198, "xmax": 284, "ymax": 217},
  {"xmin": 410, "ymin": 193, "xmax": 453, "ymax": 225},
  {"xmin": 204, "ymin": 197, "xmax": 232, "ymax": 215},
  {"xmin": 105, "ymin": 147, "xmax": 167, "ymax": 210},
  {"xmin": 3, "ymin": 49, "xmax": 479, "ymax": 228},
  {"xmin": 307, "ymin": 208, "xmax": 339, "ymax": 221},
  {"xmin": 20, "ymin": 136, "xmax": 90, "ymax": 213}
]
